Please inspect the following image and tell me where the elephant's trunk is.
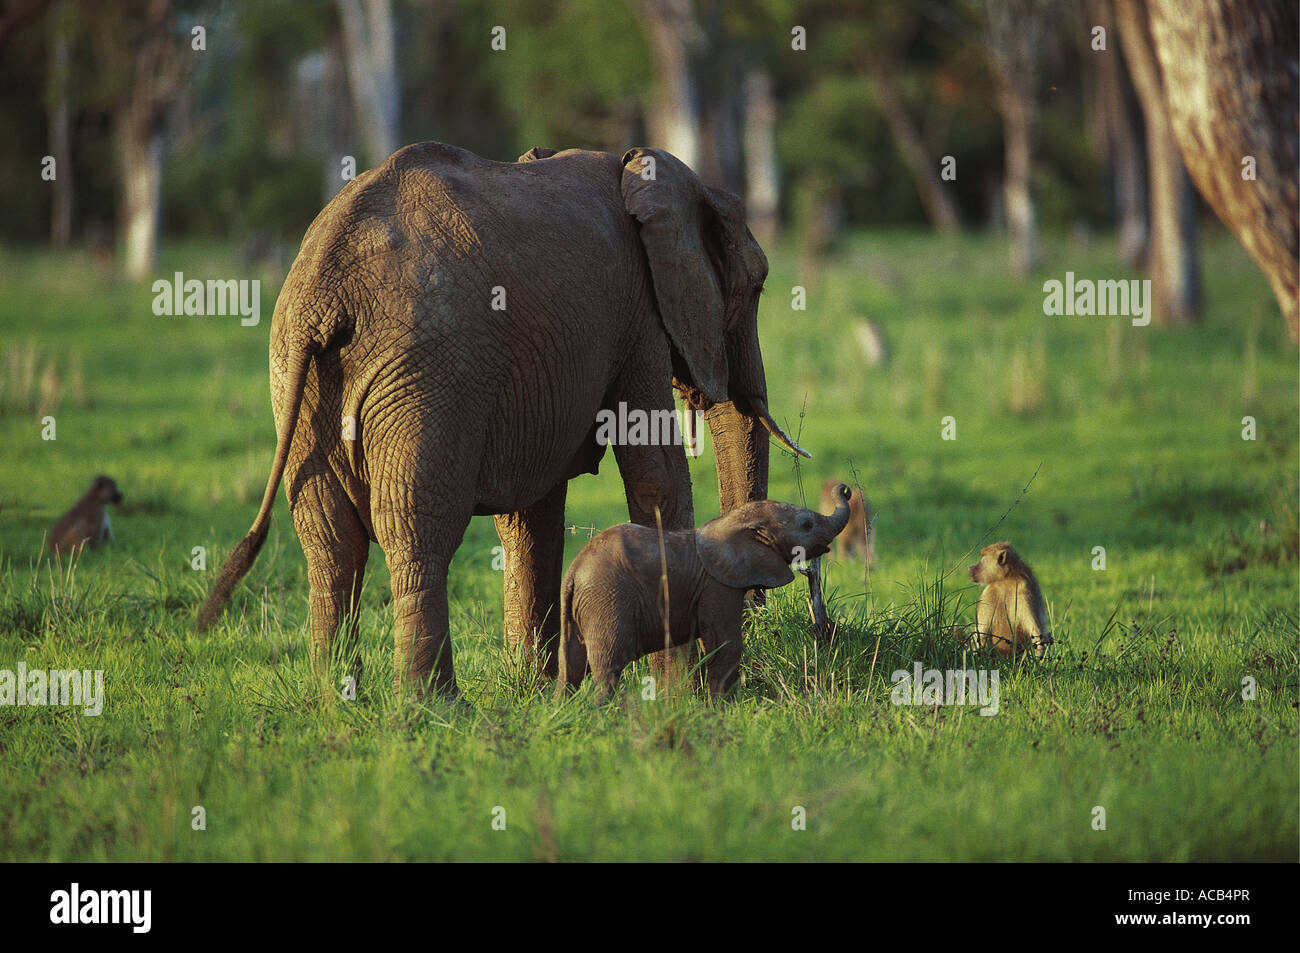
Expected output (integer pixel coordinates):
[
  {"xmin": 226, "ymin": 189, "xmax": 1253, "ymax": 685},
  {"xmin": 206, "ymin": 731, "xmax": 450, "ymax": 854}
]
[
  {"xmin": 824, "ymin": 483, "xmax": 852, "ymax": 539},
  {"xmin": 703, "ymin": 400, "xmax": 769, "ymax": 514},
  {"xmin": 806, "ymin": 485, "xmax": 851, "ymax": 641}
]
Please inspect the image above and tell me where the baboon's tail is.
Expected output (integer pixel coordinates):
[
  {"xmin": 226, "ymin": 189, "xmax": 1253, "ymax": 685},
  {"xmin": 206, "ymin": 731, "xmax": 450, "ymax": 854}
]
[{"xmin": 196, "ymin": 350, "xmax": 313, "ymax": 632}]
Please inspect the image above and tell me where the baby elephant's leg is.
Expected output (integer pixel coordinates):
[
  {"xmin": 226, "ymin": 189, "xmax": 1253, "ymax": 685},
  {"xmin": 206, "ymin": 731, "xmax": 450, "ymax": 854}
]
[
  {"xmin": 587, "ymin": 615, "xmax": 643, "ymax": 703},
  {"xmin": 697, "ymin": 588, "xmax": 745, "ymax": 697},
  {"xmin": 555, "ymin": 627, "xmax": 589, "ymax": 699}
]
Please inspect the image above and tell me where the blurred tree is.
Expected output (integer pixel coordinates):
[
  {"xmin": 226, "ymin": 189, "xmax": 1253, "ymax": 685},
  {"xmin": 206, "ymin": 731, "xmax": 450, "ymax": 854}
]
[
  {"xmin": 0, "ymin": 0, "xmax": 51, "ymax": 47},
  {"xmin": 337, "ymin": 0, "xmax": 399, "ymax": 168},
  {"xmin": 1116, "ymin": 0, "xmax": 1200, "ymax": 325},
  {"xmin": 758, "ymin": 0, "xmax": 998, "ymax": 254},
  {"xmin": 863, "ymin": 47, "xmax": 962, "ymax": 233},
  {"xmin": 45, "ymin": 0, "xmax": 72, "ymax": 246},
  {"xmin": 0, "ymin": 0, "xmax": 1131, "ymax": 257},
  {"xmin": 635, "ymin": 0, "xmax": 703, "ymax": 172},
  {"xmin": 473, "ymin": 0, "xmax": 649, "ymax": 156},
  {"xmin": 1146, "ymin": 0, "xmax": 1298, "ymax": 340},
  {"xmin": 742, "ymin": 67, "xmax": 779, "ymax": 242},
  {"xmin": 1084, "ymin": 0, "xmax": 1146, "ymax": 267},
  {"xmin": 982, "ymin": 0, "xmax": 1051, "ymax": 276},
  {"xmin": 89, "ymin": 0, "xmax": 190, "ymax": 279},
  {"xmin": 165, "ymin": 0, "xmax": 335, "ymax": 248}
]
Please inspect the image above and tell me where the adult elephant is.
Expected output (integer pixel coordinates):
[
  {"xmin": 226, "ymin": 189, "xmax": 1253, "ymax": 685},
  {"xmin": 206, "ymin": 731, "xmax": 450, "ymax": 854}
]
[{"xmin": 196, "ymin": 141, "xmax": 807, "ymax": 698}]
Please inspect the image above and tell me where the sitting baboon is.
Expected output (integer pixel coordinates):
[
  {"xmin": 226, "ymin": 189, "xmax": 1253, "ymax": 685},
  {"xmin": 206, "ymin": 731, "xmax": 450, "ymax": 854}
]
[
  {"xmin": 49, "ymin": 476, "xmax": 123, "ymax": 554},
  {"xmin": 966, "ymin": 541, "xmax": 1051, "ymax": 657}
]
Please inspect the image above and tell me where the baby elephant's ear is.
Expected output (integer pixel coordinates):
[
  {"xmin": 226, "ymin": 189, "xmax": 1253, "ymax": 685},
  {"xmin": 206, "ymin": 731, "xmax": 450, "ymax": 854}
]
[{"xmin": 697, "ymin": 512, "xmax": 795, "ymax": 590}]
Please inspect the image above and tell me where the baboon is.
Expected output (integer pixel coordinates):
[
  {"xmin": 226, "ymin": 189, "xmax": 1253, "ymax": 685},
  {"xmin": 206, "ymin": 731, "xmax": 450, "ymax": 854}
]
[
  {"xmin": 48, "ymin": 476, "xmax": 123, "ymax": 555},
  {"xmin": 967, "ymin": 541, "xmax": 1050, "ymax": 657},
  {"xmin": 821, "ymin": 478, "xmax": 875, "ymax": 565}
]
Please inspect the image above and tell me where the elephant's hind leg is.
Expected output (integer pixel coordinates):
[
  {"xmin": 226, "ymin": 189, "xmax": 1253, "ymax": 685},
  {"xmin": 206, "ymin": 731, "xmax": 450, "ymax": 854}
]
[
  {"xmin": 555, "ymin": 625, "xmax": 588, "ymax": 698},
  {"xmin": 369, "ymin": 408, "xmax": 479, "ymax": 700},
  {"xmin": 374, "ymin": 500, "xmax": 471, "ymax": 700},
  {"xmin": 292, "ymin": 472, "xmax": 369, "ymax": 700},
  {"xmin": 379, "ymin": 525, "xmax": 465, "ymax": 699}
]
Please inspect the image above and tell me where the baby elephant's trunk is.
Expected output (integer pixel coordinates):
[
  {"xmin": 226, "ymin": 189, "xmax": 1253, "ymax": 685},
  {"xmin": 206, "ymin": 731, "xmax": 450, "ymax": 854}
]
[
  {"xmin": 806, "ymin": 484, "xmax": 852, "ymax": 639},
  {"xmin": 825, "ymin": 483, "xmax": 852, "ymax": 537}
]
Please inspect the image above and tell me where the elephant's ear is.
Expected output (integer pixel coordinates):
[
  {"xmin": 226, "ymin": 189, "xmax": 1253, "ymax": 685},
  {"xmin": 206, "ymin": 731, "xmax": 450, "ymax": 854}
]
[
  {"xmin": 518, "ymin": 146, "xmax": 559, "ymax": 162},
  {"xmin": 696, "ymin": 506, "xmax": 795, "ymax": 591},
  {"xmin": 621, "ymin": 147, "xmax": 736, "ymax": 405}
]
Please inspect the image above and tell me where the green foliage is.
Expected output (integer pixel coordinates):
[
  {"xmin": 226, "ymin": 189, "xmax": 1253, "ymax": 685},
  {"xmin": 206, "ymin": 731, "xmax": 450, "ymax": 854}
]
[{"xmin": 488, "ymin": 0, "xmax": 652, "ymax": 152}]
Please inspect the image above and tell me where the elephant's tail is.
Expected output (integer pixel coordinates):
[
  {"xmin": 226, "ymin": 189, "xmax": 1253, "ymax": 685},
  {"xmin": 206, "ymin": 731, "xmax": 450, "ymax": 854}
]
[
  {"xmin": 557, "ymin": 571, "xmax": 573, "ymax": 682},
  {"xmin": 555, "ymin": 569, "xmax": 581, "ymax": 692},
  {"xmin": 196, "ymin": 349, "xmax": 313, "ymax": 632}
]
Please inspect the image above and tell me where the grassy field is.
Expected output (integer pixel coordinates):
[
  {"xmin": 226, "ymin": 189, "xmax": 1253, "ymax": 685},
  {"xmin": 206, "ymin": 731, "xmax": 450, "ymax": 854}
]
[{"xmin": 1, "ymin": 229, "xmax": 1296, "ymax": 861}]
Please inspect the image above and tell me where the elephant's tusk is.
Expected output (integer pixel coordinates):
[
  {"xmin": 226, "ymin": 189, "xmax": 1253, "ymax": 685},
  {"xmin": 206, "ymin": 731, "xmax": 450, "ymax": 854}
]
[{"xmin": 751, "ymin": 397, "xmax": 812, "ymax": 459}]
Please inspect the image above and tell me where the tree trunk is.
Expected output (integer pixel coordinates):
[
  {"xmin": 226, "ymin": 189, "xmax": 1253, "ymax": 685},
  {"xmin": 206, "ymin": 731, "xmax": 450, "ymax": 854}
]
[
  {"xmin": 692, "ymin": 0, "xmax": 744, "ymax": 192},
  {"xmin": 864, "ymin": 57, "xmax": 962, "ymax": 233},
  {"xmin": 985, "ymin": 0, "xmax": 1043, "ymax": 276},
  {"xmin": 337, "ymin": 0, "xmax": 400, "ymax": 168},
  {"xmin": 119, "ymin": 122, "xmax": 163, "ymax": 279},
  {"xmin": 742, "ymin": 69, "xmax": 779, "ymax": 243},
  {"xmin": 296, "ymin": 48, "xmax": 353, "ymax": 204},
  {"xmin": 98, "ymin": 0, "xmax": 185, "ymax": 280},
  {"xmin": 636, "ymin": 0, "xmax": 702, "ymax": 171},
  {"xmin": 996, "ymin": 81, "xmax": 1037, "ymax": 276},
  {"xmin": 1086, "ymin": 0, "xmax": 1148, "ymax": 266},
  {"xmin": 46, "ymin": 2, "xmax": 72, "ymax": 247},
  {"xmin": 1116, "ymin": 0, "xmax": 1201, "ymax": 324},
  {"xmin": 1146, "ymin": 0, "xmax": 1299, "ymax": 340}
]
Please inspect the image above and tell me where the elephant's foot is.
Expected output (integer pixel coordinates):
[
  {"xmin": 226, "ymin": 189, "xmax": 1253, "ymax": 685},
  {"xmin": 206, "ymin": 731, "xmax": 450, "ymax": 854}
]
[
  {"xmin": 392, "ymin": 587, "xmax": 459, "ymax": 699},
  {"xmin": 646, "ymin": 642, "xmax": 703, "ymax": 697}
]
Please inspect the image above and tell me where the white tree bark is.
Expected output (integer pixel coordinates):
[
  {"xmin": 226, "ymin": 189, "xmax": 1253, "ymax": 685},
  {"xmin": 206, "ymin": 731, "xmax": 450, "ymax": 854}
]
[
  {"xmin": 1116, "ymin": 0, "xmax": 1201, "ymax": 324},
  {"xmin": 636, "ymin": 0, "xmax": 702, "ymax": 170},
  {"xmin": 337, "ymin": 0, "xmax": 400, "ymax": 168},
  {"xmin": 743, "ymin": 69, "xmax": 779, "ymax": 243},
  {"xmin": 121, "ymin": 131, "xmax": 163, "ymax": 279},
  {"xmin": 985, "ymin": 0, "xmax": 1045, "ymax": 276},
  {"xmin": 112, "ymin": 0, "xmax": 184, "ymax": 281}
]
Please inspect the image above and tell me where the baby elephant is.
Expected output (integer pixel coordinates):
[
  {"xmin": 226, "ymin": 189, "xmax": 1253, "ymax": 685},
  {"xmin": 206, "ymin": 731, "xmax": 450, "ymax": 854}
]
[{"xmin": 558, "ymin": 485, "xmax": 853, "ymax": 701}]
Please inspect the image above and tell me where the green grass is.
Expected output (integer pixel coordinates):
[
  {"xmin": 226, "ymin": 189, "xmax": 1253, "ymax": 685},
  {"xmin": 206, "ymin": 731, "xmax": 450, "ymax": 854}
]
[{"xmin": 0, "ymin": 229, "xmax": 1295, "ymax": 861}]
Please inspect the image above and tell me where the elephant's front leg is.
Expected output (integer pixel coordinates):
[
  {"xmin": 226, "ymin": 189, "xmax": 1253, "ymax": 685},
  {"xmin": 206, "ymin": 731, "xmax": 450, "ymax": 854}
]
[
  {"xmin": 493, "ymin": 480, "xmax": 567, "ymax": 679},
  {"xmin": 697, "ymin": 587, "xmax": 745, "ymax": 697}
]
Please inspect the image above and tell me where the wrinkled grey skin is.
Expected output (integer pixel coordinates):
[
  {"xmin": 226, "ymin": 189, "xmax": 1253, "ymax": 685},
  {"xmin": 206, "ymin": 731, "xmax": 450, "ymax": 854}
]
[
  {"xmin": 196, "ymin": 141, "xmax": 809, "ymax": 699},
  {"xmin": 558, "ymin": 484, "xmax": 852, "ymax": 702}
]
